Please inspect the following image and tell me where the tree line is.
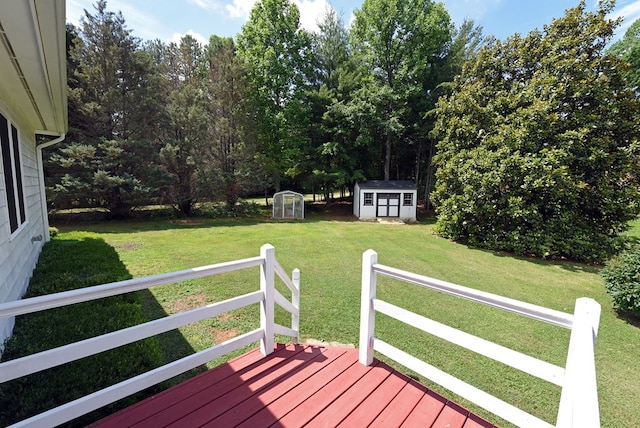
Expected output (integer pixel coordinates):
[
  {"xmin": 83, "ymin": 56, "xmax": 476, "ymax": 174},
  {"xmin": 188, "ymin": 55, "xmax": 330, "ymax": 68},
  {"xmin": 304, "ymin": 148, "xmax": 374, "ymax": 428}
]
[
  {"xmin": 46, "ymin": 0, "xmax": 481, "ymax": 218},
  {"xmin": 46, "ymin": 0, "xmax": 640, "ymax": 262}
]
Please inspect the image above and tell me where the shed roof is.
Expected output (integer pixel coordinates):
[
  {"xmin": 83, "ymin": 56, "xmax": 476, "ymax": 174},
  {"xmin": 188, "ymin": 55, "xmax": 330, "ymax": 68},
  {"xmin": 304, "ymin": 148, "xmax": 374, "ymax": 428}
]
[
  {"xmin": 357, "ymin": 180, "xmax": 417, "ymax": 190},
  {"xmin": 274, "ymin": 190, "xmax": 304, "ymax": 197}
]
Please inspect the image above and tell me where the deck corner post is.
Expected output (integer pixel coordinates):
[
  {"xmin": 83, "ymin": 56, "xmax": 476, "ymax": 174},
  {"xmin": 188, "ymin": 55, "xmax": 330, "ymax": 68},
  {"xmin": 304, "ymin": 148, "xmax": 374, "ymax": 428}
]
[
  {"xmin": 292, "ymin": 268, "xmax": 301, "ymax": 343},
  {"xmin": 359, "ymin": 249, "xmax": 378, "ymax": 366},
  {"xmin": 260, "ymin": 244, "xmax": 276, "ymax": 355},
  {"xmin": 557, "ymin": 297, "xmax": 601, "ymax": 428}
]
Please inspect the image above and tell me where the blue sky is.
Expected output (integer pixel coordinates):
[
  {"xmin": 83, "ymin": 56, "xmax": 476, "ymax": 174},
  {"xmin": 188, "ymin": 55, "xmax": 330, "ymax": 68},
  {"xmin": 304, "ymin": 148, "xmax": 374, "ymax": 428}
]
[{"xmin": 66, "ymin": 0, "xmax": 640, "ymax": 46}]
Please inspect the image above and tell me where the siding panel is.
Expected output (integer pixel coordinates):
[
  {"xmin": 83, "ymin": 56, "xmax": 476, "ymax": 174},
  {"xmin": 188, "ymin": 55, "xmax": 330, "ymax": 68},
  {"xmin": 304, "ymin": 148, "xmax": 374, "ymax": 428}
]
[{"xmin": 0, "ymin": 113, "xmax": 45, "ymax": 346}]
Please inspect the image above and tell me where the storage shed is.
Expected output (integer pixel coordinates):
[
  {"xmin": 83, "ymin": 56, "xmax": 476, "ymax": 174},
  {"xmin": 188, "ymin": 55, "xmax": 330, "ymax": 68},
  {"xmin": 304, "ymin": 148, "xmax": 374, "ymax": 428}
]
[
  {"xmin": 273, "ymin": 191, "xmax": 304, "ymax": 220},
  {"xmin": 353, "ymin": 180, "xmax": 417, "ymax": 222}
]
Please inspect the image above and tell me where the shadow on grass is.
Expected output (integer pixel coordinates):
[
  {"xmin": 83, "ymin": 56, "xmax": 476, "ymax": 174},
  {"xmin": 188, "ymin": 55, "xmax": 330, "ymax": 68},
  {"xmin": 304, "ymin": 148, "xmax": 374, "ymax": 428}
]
[
  {"xmin": 615, "ymin": 310, "xmax": 640, "ymax": 329},
  {"xmin": 0, "ymin": 235, "xmax": 203, "ymax": 427},
  {"xmin": 443, "ymin": 241, "xmax": 601, "ymax": 274},
  {"xmin": 138, "ymin": 289, "xmax": 208, "ymax": 383},
  {"xmin": 483, "ymin": 248, "xmax": 601, "ymax": 274}
]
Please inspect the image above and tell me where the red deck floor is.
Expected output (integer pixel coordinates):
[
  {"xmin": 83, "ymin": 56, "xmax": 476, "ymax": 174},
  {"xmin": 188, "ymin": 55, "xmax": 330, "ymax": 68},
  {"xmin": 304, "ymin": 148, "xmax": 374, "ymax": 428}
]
[{"xmin": 93, "ymin": 343, "xmax": 497, "ymax": 427}]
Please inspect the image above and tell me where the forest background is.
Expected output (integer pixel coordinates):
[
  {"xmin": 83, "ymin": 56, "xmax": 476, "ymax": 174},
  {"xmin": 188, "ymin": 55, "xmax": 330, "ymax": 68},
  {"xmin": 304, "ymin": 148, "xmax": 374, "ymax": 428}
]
[
  {"xmin": 46, "ymin": 0, "xmax": 640, "ymax": 262},
  {"xmin": 46, "ymin": 0, "xmax": 484, "ymax": 217}
]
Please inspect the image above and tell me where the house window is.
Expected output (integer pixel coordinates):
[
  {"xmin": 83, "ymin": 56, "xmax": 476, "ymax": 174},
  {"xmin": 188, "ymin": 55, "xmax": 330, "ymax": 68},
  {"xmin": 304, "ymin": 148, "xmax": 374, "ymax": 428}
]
[
  {"xmin": 403, "ymin": 193, "xmax": 413, "ymax": 206},
  {"xmin": 363, "ymin": 192, "xmax": 373, "ymax": 206},
  {"xmin": 1, "ymin": 113, "xmax": 26, "ymax": 233}
]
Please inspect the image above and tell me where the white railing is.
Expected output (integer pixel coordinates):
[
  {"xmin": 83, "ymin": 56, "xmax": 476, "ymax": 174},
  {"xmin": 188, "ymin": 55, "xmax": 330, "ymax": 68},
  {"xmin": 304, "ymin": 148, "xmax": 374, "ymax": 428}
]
[
  {"xmin": 0, "ymin": 243, "xmax": 299, "ymax": 428},
  {"xmin": 359, "ymin": 249, "xmax": 600, "ymax": 428}
]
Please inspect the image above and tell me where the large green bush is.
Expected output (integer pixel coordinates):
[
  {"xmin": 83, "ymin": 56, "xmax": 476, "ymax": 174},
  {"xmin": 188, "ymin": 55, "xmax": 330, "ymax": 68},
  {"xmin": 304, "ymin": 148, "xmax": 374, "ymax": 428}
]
[
  {"xmin": 601, "ymin": 245, "xmax": 640, "ymax": 317},
  {"xmin": 0, "ymin": 234, "xmax": 163, "ymax": 427},
  {"xmin": 431, "ymin": 1, "xmax": 640, "ymax": 262}
]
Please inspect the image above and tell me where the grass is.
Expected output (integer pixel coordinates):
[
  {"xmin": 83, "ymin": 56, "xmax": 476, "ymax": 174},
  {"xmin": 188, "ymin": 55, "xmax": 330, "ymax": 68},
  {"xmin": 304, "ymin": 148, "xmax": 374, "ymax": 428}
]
[
  {"xmin": 0, "ymin": 233, "xmax": 165, "ymax": 426},
  {"xmin": 39, "ymin": 213, "xmax": 640, "ymax": 427}
]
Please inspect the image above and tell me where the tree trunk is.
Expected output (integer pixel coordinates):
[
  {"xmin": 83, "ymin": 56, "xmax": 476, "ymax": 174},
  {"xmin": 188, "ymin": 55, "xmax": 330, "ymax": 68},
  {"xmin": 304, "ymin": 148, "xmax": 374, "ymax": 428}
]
[
  {"xmin": 384, "ymin": 132, "xmax": 391, "ymax": 181},
  {"xmin": 423, "ymin": 139, "xmax": 436, "ymax": 211},
  {"xmin": 273, "ymin": 172, "xmax": 281, "ymax": 193},
  {"xmin": 178, "ymin": 199, "xmax": 192, "ymax": 216}
]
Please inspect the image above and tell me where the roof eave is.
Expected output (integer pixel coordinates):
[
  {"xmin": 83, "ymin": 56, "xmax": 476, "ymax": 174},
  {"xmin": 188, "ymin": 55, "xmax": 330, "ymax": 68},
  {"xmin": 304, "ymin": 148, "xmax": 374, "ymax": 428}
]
[{"xmin": 0, "ymin": 0, "xmax": 68, "ymax": 135}]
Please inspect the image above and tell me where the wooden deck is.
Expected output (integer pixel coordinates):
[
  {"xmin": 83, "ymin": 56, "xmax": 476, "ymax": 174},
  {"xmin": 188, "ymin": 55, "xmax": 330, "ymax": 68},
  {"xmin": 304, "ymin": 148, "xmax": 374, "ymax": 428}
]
[{"xmin": 93, "ymin": 343, "xmax": 497, "ymax": 428}]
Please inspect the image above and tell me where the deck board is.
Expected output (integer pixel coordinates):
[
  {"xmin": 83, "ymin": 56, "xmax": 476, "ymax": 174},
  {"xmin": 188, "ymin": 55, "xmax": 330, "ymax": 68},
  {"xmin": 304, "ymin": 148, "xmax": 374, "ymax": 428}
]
[
  {"xmin": 305, "ymin": 361, "xmax": 393, "ymax": 427},
  {"xmin": 203, "ymin": 347, "xmax": 349, "ymax": 427},
  {"xmin": 432, "ymin": 401, "xmax": 469, "ymax": 428},
  {"xmin": 369, "ymin": 374, "xmax": 430, "ymax": 426},
  {"xmin": 401, "ymin": 388, "xmax": 450, "ymax": 427},
  {"xmin": 95, "ymin": 346, "xmax": 269, "ymax": 427},
  {"xmin": 92, "ymin": 344, "xmax": 498, "ymax": 428},
  {"xmin": 336, "ymin": 367, "xmax": 407, "ymax": 427},
  {"xmin": 235, "ymin": 348, "xmax": 355, "ymax": 427},
  {"xmin": 163, "ymin": 345, "xmax": 324, "ymax": 428},
  {"xmin": 273, "ymin": 354, "xmax": 377, "ymax": 426},
  {"xmin": 131, "ymin": 345, "xmax": 304, "ymax": 427}
]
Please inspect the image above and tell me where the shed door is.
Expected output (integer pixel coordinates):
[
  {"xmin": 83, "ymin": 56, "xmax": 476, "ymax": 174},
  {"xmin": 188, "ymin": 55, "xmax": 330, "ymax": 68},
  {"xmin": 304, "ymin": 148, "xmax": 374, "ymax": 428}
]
[
  {"xmin": 281, "ymin": 195, "xmax": 291, "ymax": 217},
  {"xmin": 377, "ymin": 193, "xmax": 400, "ymax": 217}
]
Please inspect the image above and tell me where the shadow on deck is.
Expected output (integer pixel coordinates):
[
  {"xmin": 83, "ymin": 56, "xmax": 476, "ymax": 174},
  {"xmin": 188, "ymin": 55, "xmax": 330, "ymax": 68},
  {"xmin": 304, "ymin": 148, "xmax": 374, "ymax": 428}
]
[{"xmin": 92, "ymin": 343, "xmax": 496, "ymax": 428}]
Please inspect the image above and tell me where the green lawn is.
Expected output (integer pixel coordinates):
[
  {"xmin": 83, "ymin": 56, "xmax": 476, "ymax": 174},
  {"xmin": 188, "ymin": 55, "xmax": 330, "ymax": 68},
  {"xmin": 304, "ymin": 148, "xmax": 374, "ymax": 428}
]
[{"xmin": 53, "ymin": 215, "xmax": 640, "ymax": 427}]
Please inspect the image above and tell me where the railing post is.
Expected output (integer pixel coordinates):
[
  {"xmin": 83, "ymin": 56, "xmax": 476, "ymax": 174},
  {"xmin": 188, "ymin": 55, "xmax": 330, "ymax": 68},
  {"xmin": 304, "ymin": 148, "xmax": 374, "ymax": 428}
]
[
  {"xmin": 292, "ymin": 268, "xmax": 300, "ymax": 343},
  {"xmin": 260, "ymin": 244, "xmax": 275, "ymax": 355},
  {"xmin": 359, "ymin": 249, "xmax": 378, "ymax": 366},
  {"xmin": 556, "ymin": 297, "xmax": 601, "ymax": 428}
]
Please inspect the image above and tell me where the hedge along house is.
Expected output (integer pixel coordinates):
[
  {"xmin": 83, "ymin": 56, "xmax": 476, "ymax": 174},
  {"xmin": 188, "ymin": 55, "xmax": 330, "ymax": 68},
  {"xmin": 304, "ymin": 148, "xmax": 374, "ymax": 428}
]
[
  {"xmin": 353, "ymin": 180, "xmax": 417, "ymax": 222},
  {"xmin": 0, "ymin": 0, "xmax": 67, "ymax": 346}
]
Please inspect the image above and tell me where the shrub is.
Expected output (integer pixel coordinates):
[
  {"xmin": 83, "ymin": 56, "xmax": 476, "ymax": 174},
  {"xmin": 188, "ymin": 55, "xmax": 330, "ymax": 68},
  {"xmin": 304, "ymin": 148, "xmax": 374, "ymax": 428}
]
[
  {"xmin": 601, "ymin": 245, "xmax": 640, "ymax": 317},
  {"xmin": 200, "ymin": 200, "xmax": 263, "ymax": 218},
  {"xmin": 430, "ymin": 2, "xmax": 640, "ymax": 262}
]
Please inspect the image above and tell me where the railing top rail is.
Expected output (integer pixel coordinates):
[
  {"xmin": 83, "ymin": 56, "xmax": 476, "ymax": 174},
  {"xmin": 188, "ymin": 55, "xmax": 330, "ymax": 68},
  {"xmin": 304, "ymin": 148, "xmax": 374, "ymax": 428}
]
[
  {"xmin": 372, "ymin": 262, "xmax": 574, "ymax": 329},
  {"xmin": 0, "ymin": 256, "xmax": 264, "ymax": 319}
]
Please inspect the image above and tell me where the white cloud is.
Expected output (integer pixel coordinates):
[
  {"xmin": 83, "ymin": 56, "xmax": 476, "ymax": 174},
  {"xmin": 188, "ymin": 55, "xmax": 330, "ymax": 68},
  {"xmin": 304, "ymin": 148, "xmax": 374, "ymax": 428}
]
[
  {"xmin": 347, "ymin": 12, "xmax": 356, "ymax": 29},
  {"xmin": 610, "ymin": 0, "xmax": 640, "ymax": 21},
  {"xmin": 295, "ymin": 0, "xmax": 333, "ymax": 33},
  {"xmin": 66, "ymin": 0, "xmax": 167, "ymax": 41},
  {"xmin": 66, "ymin": 0, "xmax": 87, "ymax": 27},
  {"xmin": 440, "ymin": 0, "xmax": 503, "ymax": 25},
  {"xmin": 108, "ymin": 0, "xmax": 164, "ymax": 40},
  {"xmin": 610, "ymin": 0, "xmax": 640, "ymax": 37},
  {"xmin": 188, "ymin": 0, "xmax": 223, "ymax": 12},
  {"xmin": 226, "ymin": 0, "xmax": 257, "ymax": 19},
  {"xmin": 224, "ymin": 0, "xmax": 334, "ymax": 32},
  {"xmin": 171, "ymin": 30, "xmax": 210, "ymax": 46}
]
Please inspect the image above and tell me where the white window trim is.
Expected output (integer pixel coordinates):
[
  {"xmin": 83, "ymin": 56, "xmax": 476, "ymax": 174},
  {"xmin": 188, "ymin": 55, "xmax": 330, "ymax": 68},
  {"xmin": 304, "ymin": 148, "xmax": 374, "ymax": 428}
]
[
  {"xmin": 363, "ymin": 192, "xmax": 374, "ymax": 206},
  {"xmin": 0, "ymin": 111, "xmax": 27, "ymax": 238}
]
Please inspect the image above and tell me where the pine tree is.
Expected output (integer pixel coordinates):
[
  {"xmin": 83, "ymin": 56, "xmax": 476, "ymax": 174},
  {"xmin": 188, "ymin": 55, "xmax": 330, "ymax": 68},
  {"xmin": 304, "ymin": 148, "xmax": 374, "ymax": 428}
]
[{"xmin": 48, "ymin": 1, "xmax": 162, "ymax": 217}]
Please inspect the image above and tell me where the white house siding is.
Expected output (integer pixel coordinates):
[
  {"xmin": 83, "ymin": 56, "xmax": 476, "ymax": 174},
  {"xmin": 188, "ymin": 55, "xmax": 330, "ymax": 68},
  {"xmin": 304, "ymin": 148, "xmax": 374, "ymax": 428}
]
[
  {"xmin": 0, "ymin": 111, "xmax": 46, "ymax": 345},
  {"xmin": 0, "ymin": 0, "xmax": 67, "ymax": 350}
]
